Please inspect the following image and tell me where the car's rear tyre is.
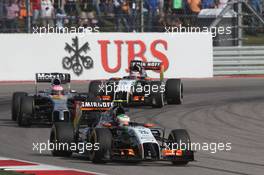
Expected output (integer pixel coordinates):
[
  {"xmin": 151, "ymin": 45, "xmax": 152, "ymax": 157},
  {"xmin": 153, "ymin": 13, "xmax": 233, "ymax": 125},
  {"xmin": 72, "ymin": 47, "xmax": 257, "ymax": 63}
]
[
  {"xmin": 12, "ymin": 92, "xmax": 27, "ymax": 121},
  {"xmin": 89, "ymin": 128, "xmax": 112, "ymax": 163},
  {"xmin": 166, "ymin": 79, "xmax": 183, "ymax": 105},
  {"xmin": 50, "ymin": 122, "xmax": 74, "ymax": 157},
  {"xmin": 18, "ymin": 96, "xmax": 34, "ymax": 127},
  {"xmin": 168, "ymin": 129, "xmax": 191, "ymax": 166}
]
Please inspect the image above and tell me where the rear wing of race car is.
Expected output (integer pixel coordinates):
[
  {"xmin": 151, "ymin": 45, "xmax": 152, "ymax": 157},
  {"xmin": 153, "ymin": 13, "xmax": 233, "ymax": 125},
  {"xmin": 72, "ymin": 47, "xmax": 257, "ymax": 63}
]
[
  {"xmin": 35, "ymin": 73, "xmax": 71, "ymax": 84},
  {"xmin": 73, "ymin": 101, "xmax": 114, "ymax": 128},
  {"xmin": 35, "ymin": 73, "xmax": 71, "ymax": 94},
  {"xmin": 129, "ymin": 60, "xmax": 164, "ymax": 80},
  {"xmin": 80, "ymin": 101, "xmax": 114, "ymax": 111}
]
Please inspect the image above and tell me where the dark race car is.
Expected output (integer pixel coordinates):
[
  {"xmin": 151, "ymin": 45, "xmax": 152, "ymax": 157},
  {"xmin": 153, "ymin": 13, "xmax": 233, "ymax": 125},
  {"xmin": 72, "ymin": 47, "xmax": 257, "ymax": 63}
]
[
  {"xmin": 11, "ymin": 72, "xmax": 83, "ymax": 127},
  {"xmin": 50, "ymin": 100, "xmax": 194, "ymax": 165},
  {"xmin": 89, "ymin": 60, "xmax": 183, "ymax": 108}
]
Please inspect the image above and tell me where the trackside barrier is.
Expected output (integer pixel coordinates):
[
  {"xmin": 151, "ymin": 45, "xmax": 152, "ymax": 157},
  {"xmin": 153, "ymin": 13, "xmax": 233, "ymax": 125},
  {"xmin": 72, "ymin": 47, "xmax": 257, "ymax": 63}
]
[
  {"xmin": 213, "ymin": 46, "xmax": 264, "ymax": 75},
  {"xmin": 0, "ymin": 33, "xmax": 213, "ymax": 81}
]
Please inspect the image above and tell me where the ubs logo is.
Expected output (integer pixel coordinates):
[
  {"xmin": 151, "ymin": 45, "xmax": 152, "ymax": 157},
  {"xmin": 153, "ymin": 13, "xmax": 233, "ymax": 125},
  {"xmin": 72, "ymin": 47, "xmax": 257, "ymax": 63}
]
[{"xmin": 62, "ymin": 37, "xmax": 93, "ymax": 76}]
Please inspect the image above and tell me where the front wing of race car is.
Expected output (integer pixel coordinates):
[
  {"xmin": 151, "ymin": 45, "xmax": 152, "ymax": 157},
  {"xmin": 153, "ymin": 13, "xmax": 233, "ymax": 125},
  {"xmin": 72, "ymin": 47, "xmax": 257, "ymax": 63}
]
[
  {"xmin": 109, "ymin": 143, "xmax": 194, "ymax": 162},
  {"xmin": 161, "ymin": 149, "xmax": 194, "ymax": 162}
]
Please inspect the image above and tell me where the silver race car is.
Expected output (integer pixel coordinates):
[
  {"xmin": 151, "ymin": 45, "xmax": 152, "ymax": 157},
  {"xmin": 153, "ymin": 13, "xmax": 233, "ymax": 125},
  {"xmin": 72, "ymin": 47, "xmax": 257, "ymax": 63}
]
[
  {"xmin": 50, "ymin": 100, "xmax": 194, "ymax": 165},
  {"xmin": 89, "ymin": 60, "xmax": 183, "ymax": 108},
  {"xmin": 11, "ymin": 73, "xmax": 80, "ymax": 127}
]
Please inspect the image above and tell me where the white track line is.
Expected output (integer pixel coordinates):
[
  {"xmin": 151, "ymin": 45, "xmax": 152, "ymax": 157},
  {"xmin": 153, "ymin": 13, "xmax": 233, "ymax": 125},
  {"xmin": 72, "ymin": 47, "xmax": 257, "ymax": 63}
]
[{"xmin": 0, "ymin": 156, "xmax": 107, "ymax": 175}]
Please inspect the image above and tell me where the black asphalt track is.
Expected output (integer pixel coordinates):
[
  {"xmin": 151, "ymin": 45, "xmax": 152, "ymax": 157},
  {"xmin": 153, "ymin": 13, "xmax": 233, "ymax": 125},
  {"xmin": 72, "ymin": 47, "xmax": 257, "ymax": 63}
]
[{"xmin": 0, "ymin": 78, "xmax": 263, "ymax": 175}]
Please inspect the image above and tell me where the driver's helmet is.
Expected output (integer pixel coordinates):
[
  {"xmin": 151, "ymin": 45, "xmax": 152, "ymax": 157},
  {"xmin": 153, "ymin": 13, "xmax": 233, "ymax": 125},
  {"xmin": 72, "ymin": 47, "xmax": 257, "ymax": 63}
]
[
  {"xmin": 51, "ymin": 85, "xmax": 64, "ymax": 95},
  {"xmin": 116, "ymin": 114, "xmax": 130, "ymax": 126},
  {"xmin": 130, "ymin": 64, "xmax": 141, "ymax": 76}
]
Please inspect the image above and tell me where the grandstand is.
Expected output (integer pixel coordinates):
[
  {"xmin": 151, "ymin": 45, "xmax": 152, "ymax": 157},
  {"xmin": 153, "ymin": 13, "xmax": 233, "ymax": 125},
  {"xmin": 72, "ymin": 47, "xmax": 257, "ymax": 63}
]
[{"xmin": 0, "ymin": 0, "xmax": 263, "ymax": 45}]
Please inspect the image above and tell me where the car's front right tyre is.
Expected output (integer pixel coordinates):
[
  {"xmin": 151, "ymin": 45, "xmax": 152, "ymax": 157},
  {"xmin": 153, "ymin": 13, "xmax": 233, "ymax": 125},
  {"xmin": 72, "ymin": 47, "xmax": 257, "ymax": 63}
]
[
  {"xmin": 12, "ymin": 92, "xmax": 27, "ymax": 121},
  {"xmin": 50, "ymin": 123, "xmax": 74, "ymax": 157},
  {"xmin": 18, "ymin": 96, "xmax": 33, "ymax": 127}
]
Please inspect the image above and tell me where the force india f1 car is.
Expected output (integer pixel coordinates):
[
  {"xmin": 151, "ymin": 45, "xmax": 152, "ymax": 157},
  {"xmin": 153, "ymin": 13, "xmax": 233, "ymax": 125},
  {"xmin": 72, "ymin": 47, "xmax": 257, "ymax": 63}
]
[
  {"xmin": 11, "ymin": 73, "xmax": 82, "ymax": 127},
  {"xmin": 89, "ymin": 60, "xmax": 183, "ymax": 108},
  {"xmin": 50, "ymin": 99, "xmax": 194, "ymax": 165}
]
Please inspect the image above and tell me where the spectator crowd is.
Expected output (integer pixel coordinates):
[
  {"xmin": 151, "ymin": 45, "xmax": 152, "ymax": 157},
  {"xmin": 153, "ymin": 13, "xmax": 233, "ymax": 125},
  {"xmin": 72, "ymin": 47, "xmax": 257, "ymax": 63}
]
[{"xmin": 0, "ymin": 0, "xmax": 263, "ymax": 33}]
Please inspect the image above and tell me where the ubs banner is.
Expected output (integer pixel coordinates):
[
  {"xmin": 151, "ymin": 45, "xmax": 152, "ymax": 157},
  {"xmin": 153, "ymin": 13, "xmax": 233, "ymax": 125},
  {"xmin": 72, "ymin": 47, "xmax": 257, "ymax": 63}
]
[{"xmin": 0, "ymin": 33, "xmax": 213, "ymax": 81}]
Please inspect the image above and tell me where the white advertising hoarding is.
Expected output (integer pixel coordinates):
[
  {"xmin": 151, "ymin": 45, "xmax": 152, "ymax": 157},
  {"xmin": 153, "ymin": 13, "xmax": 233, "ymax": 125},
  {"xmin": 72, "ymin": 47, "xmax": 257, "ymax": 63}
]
[{"xmin": 0, "ymin": 33, "xmax": 213, "ymax": 81}]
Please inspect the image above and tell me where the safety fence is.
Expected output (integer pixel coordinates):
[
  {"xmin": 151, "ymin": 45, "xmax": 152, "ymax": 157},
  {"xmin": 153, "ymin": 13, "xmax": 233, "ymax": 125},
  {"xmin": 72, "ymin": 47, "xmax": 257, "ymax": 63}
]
[
  {"xmin": 0, "ymin": 1, "xmax": 263, "ymax": 34},
  {"xmin": 213, "ymin": 46, "xmax": 264, "ymax": 75}
]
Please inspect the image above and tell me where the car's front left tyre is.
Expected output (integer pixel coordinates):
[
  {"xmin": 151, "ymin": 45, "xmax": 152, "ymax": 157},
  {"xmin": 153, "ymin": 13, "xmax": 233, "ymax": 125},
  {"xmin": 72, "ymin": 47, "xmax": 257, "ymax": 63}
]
[{"xmin": 18, "ymin": 96, "xmax": 34, "ymax": 127}]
